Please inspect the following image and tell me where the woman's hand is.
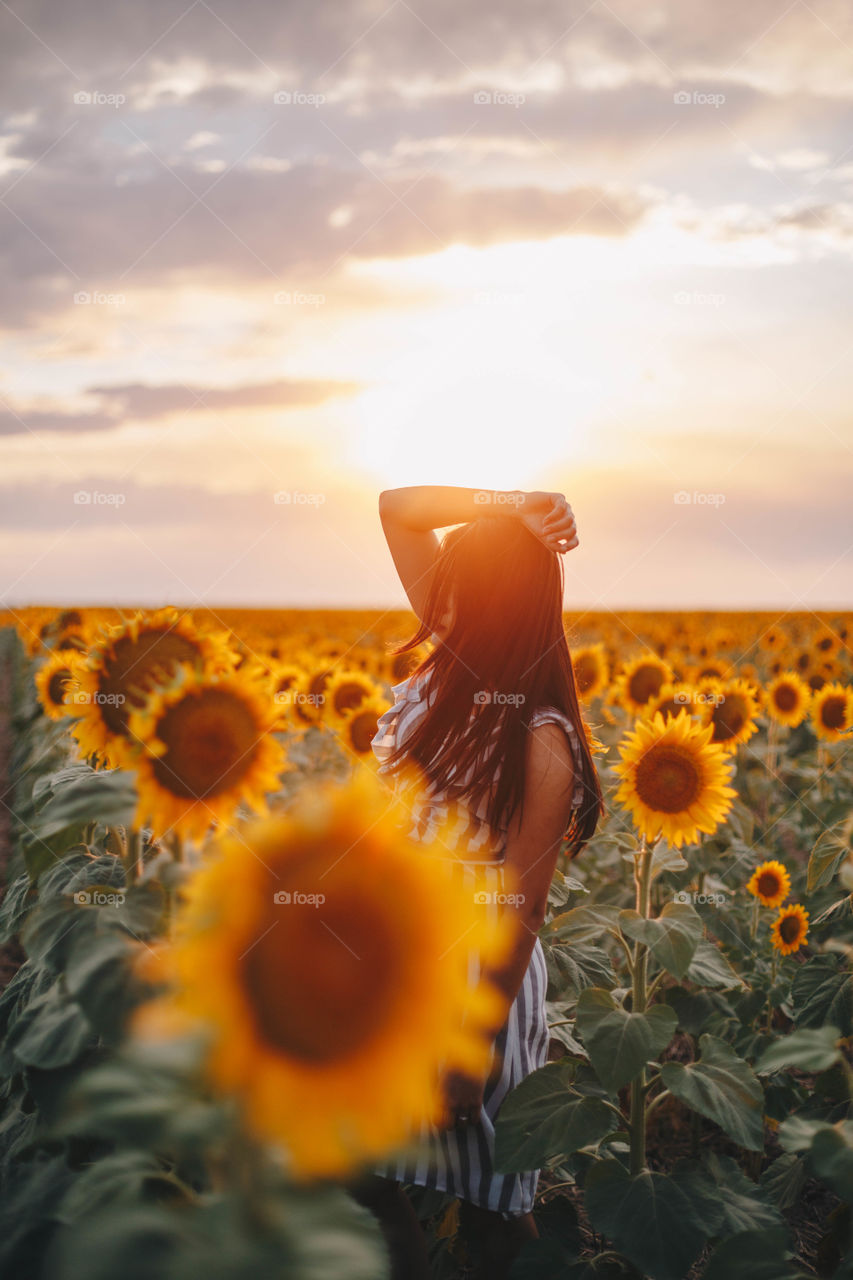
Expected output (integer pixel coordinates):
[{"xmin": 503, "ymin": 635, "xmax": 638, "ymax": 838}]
[
  {"xmin": 517, "ymin": 491, "xmax": 579, "ymax": 554},
  {"xmin": 437, "ymin": 1067, "xmax": 486, "ymax": 1129}
]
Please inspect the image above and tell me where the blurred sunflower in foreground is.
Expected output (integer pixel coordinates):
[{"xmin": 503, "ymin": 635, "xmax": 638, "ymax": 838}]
[
  {"xmin": 132, "ymin": 770, "xmax": 516, "ymax": 1179},
  {"xmin": 613, "ymin": 709, "xmax": 737, "ymax": 848}
]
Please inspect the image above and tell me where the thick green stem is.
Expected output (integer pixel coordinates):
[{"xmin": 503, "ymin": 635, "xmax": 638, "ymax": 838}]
[
  {"xmin": 629, "ymin": 837, "xmax": 654, "ymax": 1175},
  {"xmin": 126, "ymin": 829, "xmax": 142, "ymax": 885},
  {"xmin": 766, "ymin": 947, "xmax": 778, "ymax": 1031},
  {"xmin": 761, "ymin": 719, "xmax": 779, "ymax": 825}
]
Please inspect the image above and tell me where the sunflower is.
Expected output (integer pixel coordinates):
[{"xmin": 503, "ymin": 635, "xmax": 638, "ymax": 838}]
[
  {"xmin": 641, "ymin": 683, "xmax": 697, "ymax": 724},
  {"xmin": 335, "ymin": 695, "xmax": 393, "ymax": 757},
  {"xmin": 34, "ymin": 649, "xmax": 85, "ymax": 720},
  {"xmin": 571, "ymin": 643, "xmax": 609, "ymax": 701},
  {"xmin": 771, "ymin": 904, "xmax": 809, "ymax": 956},
  {"xmin": 681, "ymin": 660, "xmax": 727, "ymax": 691},
  {"xmin": 612, "ymin": 653, "xmax": 674, "ymax": 715},
  {"xmin": 810, "ymin": 682, "xmax": 853, "ymax": 743},
  {"xmin": 613, "ymin": 709, "xmax": 737, "ymax": 848},
  {"xmin": 759, "ymin": 626, "xmax": 786, "ymax": 652},
  {"xmin": 698, "ymin": 676, "xmax": 761, "ymax": 751},
  {"xmin": 811, "ymin": 624, "xmax": 841, "ymax": 658},
  {"xmin": 383, "ymin": 644, "xmax": 430, "ymax": 685},
  {"xmin": 68, "ymin": 608, "xmax": 237, "ymax": 768},
  {"xmin": 765, "ymin": 672, "xmax": 812, "ymax": 728},
  {"xmin": 325, "ymin": 669, "xmax": 387, "ymax": 727},
  {"xmin": 286, "ymin": 664, "xmax": 336, "ymax": 729},
  {"xmin": 124, "ymin": 663, "xmax": 289, "ymax": 843},
  {"xmin": 267, "ymin": 661, "xmax": 308, "ymax": 728},
  {"xmin": 746, "ymin": 859, "xmax": 791, "ymax": 908},
  {"xmin": 131, "ymin": 770, "xmax": 516, "ymax": 1179}
]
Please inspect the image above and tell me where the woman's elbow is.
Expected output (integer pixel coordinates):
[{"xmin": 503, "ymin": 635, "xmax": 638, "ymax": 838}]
[{"xmin": 514, "ymin": 894, "xmax": 548, "ymax": 934}]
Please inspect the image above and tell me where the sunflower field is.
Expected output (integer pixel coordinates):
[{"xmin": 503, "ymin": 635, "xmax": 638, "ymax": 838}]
[{"xmin": 0, "ymin": 604, "xmax": 851, "ymax": 1280}]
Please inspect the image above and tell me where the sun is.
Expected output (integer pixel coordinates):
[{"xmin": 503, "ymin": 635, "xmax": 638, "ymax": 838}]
[{"xmin": 341, "ymin": 238, "xmax": 641, "ymax": 488}]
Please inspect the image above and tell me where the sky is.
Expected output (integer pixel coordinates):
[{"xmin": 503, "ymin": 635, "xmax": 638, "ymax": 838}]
[{"xmin": 0, "ymin": 0, "xmax": 851, "ymax": 611}]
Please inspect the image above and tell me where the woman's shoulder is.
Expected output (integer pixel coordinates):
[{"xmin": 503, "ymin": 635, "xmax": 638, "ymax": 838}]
[
  {"xmin": 527, "ymin": 706, "xmax": 586, "ymax": 805},
  {"xmin": 527, "ymin": 703, "xmax": 581, "ymax": 739}
]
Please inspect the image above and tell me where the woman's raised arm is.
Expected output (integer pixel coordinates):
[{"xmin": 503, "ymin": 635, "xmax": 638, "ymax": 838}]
[{"xmin": 378, "ymin": 485, "xmax": 578, "ymax": 623}]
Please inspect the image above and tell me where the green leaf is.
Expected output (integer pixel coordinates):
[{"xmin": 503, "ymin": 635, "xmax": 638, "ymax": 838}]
[
  {"xmin": 808, "ymin": 1122, "xmax": 853, "ymax": 1200},
  {"xmin": 21, "ymin": 895, "xmax": 100, "ymax": 974},
  {"xmin": 618, "ymin": 902, "xmax": 703, "ymax": 980},
  {"xmin": 544, "ymin": 905, "xmax": 622, "ymax": 945},
  {"xmin": 792, "ymin": 955, "xmax": 853, "ymax": 1037},
  {"xmin": 807, "ymin": 813, "xmax": 853, "ymax": 892},
  {"xmin": 56, "ymin": 1152, "xmax": 192, "ymax": 1222},
  {"xmin": 65, "ymin": 930, "xmax": 143, "ymax": 1042},
  {"xmin": 687, "ymin": 1152, "xmax": 784, "ymax": 1235},
  {"xmin": 660, "ymin": 1034, "xmax": 765, "ymax": 1152},
  {"xmin": 777, "ymin": 1114, "xmax": 835, "ymax": 1153},
  {"xmin": 702, "ymin": 1228, "xmax": 806, "ymax": 1280},
  {"xmin": 494, "ymin": 1062, "xmax": 616, "ymax": 1173},
  {"xmin": 576, "ymin": 989, "xmax": 677, "ymax": 1094},
  {"xmin": 754, "ymin": 1026, "xmax": 843, "ymax": 1075},
  {"xmin": 685, "ymin": 939, "xmax": 745, "ymax": 990},
  {"xmin": 5, "ymin": 979, "xmax": 93, "ymax": 1069},
  {"xmin": 0, "ymin": 872, "xmax": 36, "ymax": 943},
  {"xmin": 584, "ymin": 1159, "xmax": 722, "ymax": 1280},
  {"xmin": 543, "ymin": 943, "xmax": 616, "ymax": 1001},
  {"xmin": 759, "ymin": 1153, "xmax": 807, "ymax": 1211},
  {"xmin": 25, "ymin": 766, "xmax": 137, "ymax": 866}
]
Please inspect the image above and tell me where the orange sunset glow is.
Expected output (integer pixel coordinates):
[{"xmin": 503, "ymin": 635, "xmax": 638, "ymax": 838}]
[{"xmin": 0, "ymin": 1, "xmax": 851, "ymax": 609}]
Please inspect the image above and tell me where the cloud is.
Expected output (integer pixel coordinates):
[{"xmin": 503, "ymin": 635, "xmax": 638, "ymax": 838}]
[
  {"xmin": 0, "ymin": 377, "xmax": 363, "ymax": 436},
  {"xmin": 0, "ymin": 158, "xmax": 658, "ymax": 330}
]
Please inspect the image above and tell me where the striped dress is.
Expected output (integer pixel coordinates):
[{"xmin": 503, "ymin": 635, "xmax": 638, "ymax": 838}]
[{"xmin": 370, "ymin": 667, "xmax": 586, "ymax": 1217}]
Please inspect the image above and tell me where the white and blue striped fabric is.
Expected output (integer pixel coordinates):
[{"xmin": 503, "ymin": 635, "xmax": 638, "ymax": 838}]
[{"xmin": 369, "ymin": 668, "xmax": 585, "ymax": 1217}]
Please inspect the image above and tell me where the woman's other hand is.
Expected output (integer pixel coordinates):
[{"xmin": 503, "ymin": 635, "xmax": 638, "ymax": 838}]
[
  {"xmin": 518, "ymin": 491, "xmax": 579, "ymax": 554},
  {"xmin": 437, "ymin": 1066, "xmax": 486, "ymax": 1129}
]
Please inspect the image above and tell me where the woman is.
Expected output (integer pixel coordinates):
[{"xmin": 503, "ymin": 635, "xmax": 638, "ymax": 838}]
[{"xmin": 349, "ymin": 485, "xmax": 604, "ymax": 1280}]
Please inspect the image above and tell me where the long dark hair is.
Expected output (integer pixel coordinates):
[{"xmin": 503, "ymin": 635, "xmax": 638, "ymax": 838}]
[{"xmin": 381, "ymin": 516, "xmax": 604, "ymax": 860}]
